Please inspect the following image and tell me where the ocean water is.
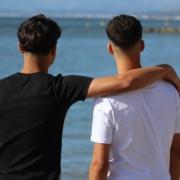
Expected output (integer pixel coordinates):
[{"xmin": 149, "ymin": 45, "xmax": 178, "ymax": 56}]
[{"xmin": 0, "ymin": 17, "xmax": 180, "ymax": 180}]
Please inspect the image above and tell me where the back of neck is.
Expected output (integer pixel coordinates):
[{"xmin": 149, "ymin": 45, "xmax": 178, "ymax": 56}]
[
  {"xmin": 21, "ymin": 53, "xmax": 49, "ymax": 74},
  {"xmin": 114, "ymin": 53, "xmax": 141, "ymax": 74}
]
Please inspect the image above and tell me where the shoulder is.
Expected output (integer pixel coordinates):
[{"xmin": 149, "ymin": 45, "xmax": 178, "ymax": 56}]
[
  {"xmin": 94, "ymin": 93, "xmax": 135, "ymax": 113},
  {"xmin": 146, "ymin": 80, "xmax": 180, "ymax": 108},
  {"xmin": 0, "ymin": 73, "xmax": 18, "ymax": 80},
  {"xmin": 151, "ymin": 80, "xmax": 178, "ymax": 92},
  {"xmin": 94, "ymin": 97, "xmax": 113, "ymax": 109},
  {"xmin": 54, "ymin": 74, "xmax": 92, "ymax": 84},
  {"xmin": 56, "ymin": 74, "xmax": 92, "ymax": 80},
  {"xmin": 93, "ymin": 97, "xmax": 116, "ymax": 118},
  {"xmin": 156, "ymin": 80, "xmax": 179, "ymax": 100},
  {"xmin": 0, "ymin": 73, "xmax": 19, "ymax": 85}
]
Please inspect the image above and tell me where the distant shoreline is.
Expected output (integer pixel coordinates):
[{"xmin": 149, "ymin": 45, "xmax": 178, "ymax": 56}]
[
  {"xmin": 0, "ymin": 13, "xmax": 180, "ymax": 33},
  {"xmin": 0, "ymin": 12, "xmax": 180, "ymax": 21},
  {"xmin": 143, "ymin": 27, "xmax": 180, "ymax": 33}
]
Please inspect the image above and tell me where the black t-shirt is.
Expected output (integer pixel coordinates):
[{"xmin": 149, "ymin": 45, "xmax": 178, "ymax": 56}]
[{"xmin": 0, "ymin": 72, "xmax": 93, "ymax": 180}]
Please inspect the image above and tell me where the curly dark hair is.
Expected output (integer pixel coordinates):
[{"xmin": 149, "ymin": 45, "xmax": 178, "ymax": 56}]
[
  {"xmin": 17, "ymin": 14, "xmax": 61, "ymax": 55},
  {"xmin": 106, "ymin": 14, "xmax": 142, "ymax": 50}
]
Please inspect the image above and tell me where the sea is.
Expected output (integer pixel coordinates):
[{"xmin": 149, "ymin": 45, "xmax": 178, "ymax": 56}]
[{"xmin": 0, "ymin": 16, "xmax": 180, "ymax": 180}]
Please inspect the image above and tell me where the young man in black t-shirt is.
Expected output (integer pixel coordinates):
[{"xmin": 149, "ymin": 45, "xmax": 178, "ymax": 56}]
[{"xmin": 0, "ymin": 14, "xmax": 179, "ymax": 180}]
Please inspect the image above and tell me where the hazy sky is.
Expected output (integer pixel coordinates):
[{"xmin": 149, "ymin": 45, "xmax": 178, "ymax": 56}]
[{"xmin": 0, "ymin": 0, "xmax": 179, "ymax": 15}]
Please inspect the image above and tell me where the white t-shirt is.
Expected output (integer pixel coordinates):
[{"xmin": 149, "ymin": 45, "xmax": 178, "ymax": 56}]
[{"xmin": 91, "ymin": 81, "xmax": 180, "ymax": 180}]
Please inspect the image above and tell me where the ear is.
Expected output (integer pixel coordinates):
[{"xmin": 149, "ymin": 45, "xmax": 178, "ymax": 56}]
[
  {"xmin": 50, "ymin": 46, "xmax": 56, "ymax": 57},
  {"xmin": 18, "ymin": 42, "xmax": 25, "ymax": 54},
  {"xmin": 140, "ymin": 40, "xmax": 145, "ymax": 52},
  {"xmin": 107, "ymin": 42, "xmax": 114, "ymax": 55}
]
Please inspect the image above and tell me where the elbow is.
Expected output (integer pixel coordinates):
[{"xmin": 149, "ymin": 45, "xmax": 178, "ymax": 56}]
[{"xmin": 117, "ymin": 75, "xmax": 134, "ymax": 91}]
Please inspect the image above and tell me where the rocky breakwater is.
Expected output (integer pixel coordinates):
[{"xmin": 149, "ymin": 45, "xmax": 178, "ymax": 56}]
[{"xmin": 144, "ymin": 27, "xmax": 180, "ymax": 33}]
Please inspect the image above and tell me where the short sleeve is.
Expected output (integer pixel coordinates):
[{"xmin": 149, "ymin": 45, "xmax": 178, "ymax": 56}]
[
  {"xmin": 175, "ymin": 96, "xmax": 180, "ymax": 134},
  {"xmin": 55, "ymin": 74, "xmax": 93, "ymax": 105},
  {"xmin": 91, "ymin": 98, "xmax": 114, "ymax": 144}
]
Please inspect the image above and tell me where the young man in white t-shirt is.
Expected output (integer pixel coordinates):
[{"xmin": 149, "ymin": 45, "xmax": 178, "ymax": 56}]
[{"xmin": 89, "ymin": 15, "xmax": 180, "ymax": 180}]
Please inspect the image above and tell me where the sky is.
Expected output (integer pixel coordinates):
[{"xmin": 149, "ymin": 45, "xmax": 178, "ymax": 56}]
[{"xmin": 0, "ymin": 0, "xmax": 179, "ymax": 16}]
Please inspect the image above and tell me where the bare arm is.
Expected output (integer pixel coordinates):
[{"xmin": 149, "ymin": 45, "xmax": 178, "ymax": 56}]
[
  {"xmin": 170, "ymin": 134, "xmax": 180, "ymax": 180},
  {"xmin": 89, "ymin": 143, "xmax": 110, "ymax": 180},
  {"xmin": 87, "ymin": 65, "xmax": 180, "ymax": 98}
]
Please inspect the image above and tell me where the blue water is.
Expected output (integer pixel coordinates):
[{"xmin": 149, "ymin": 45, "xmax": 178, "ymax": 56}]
[{"xmin": 0, "ymin": 17, "xmax": 180, "ymax": 180}]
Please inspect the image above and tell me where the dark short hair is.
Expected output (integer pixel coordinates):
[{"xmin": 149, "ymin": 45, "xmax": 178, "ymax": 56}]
[
  {"xmin": 106, "ymin": 14, "xmax": 142, "ymax": 50},
  {"xmin": 17, "ymin": 14, "xmax": 61, "ymax": 55}
]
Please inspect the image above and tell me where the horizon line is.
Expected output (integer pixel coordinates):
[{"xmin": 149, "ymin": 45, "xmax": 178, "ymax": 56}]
[{"xmin": 0, "ymin": 12, "xmax": 180, "ymax": 21}]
